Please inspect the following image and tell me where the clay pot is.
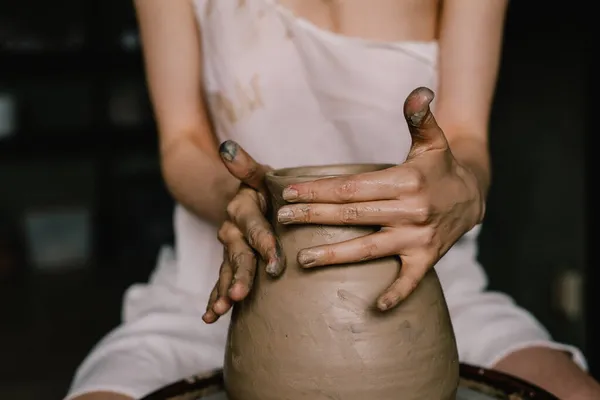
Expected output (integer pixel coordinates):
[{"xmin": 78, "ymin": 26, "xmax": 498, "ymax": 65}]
[{"xmin": 224, "ymin": 164, "xmax": 459, "ymax": 400}]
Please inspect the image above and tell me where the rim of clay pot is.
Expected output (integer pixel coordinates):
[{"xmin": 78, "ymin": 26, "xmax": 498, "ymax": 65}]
[{"xmin": 266, "ymin": 163, "xmax": 395, "ymax": 183}]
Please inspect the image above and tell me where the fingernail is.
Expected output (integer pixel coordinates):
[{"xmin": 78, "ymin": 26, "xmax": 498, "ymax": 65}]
[
  {"xmin": 409, "ymin": 109, "xmax": 428, "ymax": 126},
  {"xmin": 298, "ymin": 249, "xmax": 319, "ymax": 267},
  {"xmin": 277, "ymin": 207, "xmax": 294, "ymax": 223},
  {"xmin": 282, "ymin": 187, "xmax": 298, "ymax": 201},
  {"xmin": 219, "ymin": 140, "xmax": 238, "ymax": 162},
  {"xmin": 377, "ymin": 297, "xmax": 393, "ymax": 311},
  {"xmin": 408, "ymin": 88, "xmax": 434, "ymax": 126},
  {"xmin": 265, "ymin": 260, "xmax": 282, "ymax": 277}
]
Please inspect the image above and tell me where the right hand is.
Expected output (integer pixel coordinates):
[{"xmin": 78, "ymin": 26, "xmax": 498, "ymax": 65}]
[{"xmin": 202, "ymin": 140, "xmax": 285, "ymax": 324}]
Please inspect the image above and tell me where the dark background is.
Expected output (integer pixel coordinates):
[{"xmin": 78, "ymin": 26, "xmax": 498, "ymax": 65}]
[{"xmin": 0, "ymin": 1, "xmax": 591, "ymax": 399}]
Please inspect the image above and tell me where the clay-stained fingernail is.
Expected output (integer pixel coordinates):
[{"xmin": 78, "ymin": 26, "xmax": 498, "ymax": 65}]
[
  {"xmin": 265, "ymin": 259, "xmax": 282, "ymax": 277},
  {"xmin": 219, "ymin": 140, "xmax": 239, "ymax": 162},
  {"xmin": 377, "ymin": 297, "xmax": 394, "ymax": 311},
  {"xmin": 408, "ymin": 89, "xmax": 434, "ymax": 127},
  {"xmin": 298, "ymin": 249, "xmax": 319, "ymax": 268},
  {"xmin": 266, "ymin": 240, "xmax": 286, "ymax": 277},
  {"xmin": 277, "ymin": 207, "xmax": 294, "ymax": 223},
  {"xmin": 282, "ymin": 187, "xmax": 298, "ymax": 201}
]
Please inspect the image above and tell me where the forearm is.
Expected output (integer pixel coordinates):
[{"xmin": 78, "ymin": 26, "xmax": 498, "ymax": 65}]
[
  {"xmin": 161, "ymin": 135, "xmax": 239, "ymax": 226},
  {"xmin": 493, "ymin": 346, "xmax": 600, "ymax": 399}
]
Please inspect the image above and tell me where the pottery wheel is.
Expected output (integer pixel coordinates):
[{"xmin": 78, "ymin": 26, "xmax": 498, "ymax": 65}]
[
  {"xmin": 141, "ymin": 364, "xmax": 558, "ymax": 400},
  {"xmin": 158, "ymin": 388, "xmax": 512, "ymax": 400}
]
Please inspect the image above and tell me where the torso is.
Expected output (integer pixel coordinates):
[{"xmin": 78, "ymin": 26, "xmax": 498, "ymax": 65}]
[
  {"xmin": 175, "ymin": 0, "xmax": 444, "ymax": 294},
  {"xmin": 277, "ymin": 0, "xmax": 440, "ymax": 42}
]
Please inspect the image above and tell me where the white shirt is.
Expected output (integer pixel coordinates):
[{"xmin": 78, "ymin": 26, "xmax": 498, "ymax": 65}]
[{"xmin": 65, "ymin": 1, "xmax": 586, "ymax": 398}]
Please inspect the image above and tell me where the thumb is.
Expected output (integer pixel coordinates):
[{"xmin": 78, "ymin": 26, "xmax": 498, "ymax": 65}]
[
  {"xmin": 219, "ymin": 140, "xmax": 271, "ymax": 193},
  {"xmin": 403, "ymin": 87, "xmax": 448, "ymax": 156}
]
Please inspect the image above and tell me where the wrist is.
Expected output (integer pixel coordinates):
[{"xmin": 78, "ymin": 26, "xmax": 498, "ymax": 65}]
[
  {"xmin": 448, "ymin": 136, "xmax": 490, "ymax": 225},
  {"xmin": 162, "ymin": 141, "xmax": 239, "ymax": 226}
]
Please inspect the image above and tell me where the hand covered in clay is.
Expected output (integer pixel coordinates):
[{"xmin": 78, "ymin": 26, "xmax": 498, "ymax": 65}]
[
  {"xmin": 276, "ymin": 87, "xmax": 486, "ymax": 311},
  {"xmin": 203, "ymin": 141, "xmax": 285, "ymax": 324}
]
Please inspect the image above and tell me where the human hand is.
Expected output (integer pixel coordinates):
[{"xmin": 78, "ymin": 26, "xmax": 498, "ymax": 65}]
[
  {"xmin": 202, "ymin": 141, "xmax": 284, "ymax": 324},
  {"xmin": 275, "ymin": 87, "xmax": 486, "ymax": 311}
]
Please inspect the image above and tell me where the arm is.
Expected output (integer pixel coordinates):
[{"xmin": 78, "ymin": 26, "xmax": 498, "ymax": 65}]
[
  {"xmin": 493, "ymin": 347, "xmax": 600, "ymax": 399},
  {"xmin": 434, "ymin": 0, "xmax": 508, "ymax": 208},
  {"xmin": 69, "ymin": 2, "xmax": 235, "ymax": 399},
  {"xmin": 436, "ymin": 1, "xmax": 600, "ymax": 397},
  {"xmin": 136, "ymin": 0, "xmax": 238, "ymax": 226}
]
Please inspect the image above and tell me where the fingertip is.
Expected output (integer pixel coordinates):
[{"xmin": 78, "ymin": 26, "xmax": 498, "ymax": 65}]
[
  {"xmin": 377, "ymin": 294, "xmax": 399, "ymax": 312},
  {"xmin": 265, "ymin": 260, "xmax": 284, "ymax": 278},
  {"xmin": 404, "ymin": 87, "xmax": 435, "ymax": 127},
  {"xmin": 219, "ymin": 140, "xmax": 239, "ymax": 162},
  {"xmin": 202, "ymin": 311, "xmax": 217, "ymax": 324},
  {"xmin": 282, "ymin": 187, "xmax": 299, "ymax": 202},
  {"xmin": 297, "ymin": 250, "xmax": 318, "ymax": 268}
]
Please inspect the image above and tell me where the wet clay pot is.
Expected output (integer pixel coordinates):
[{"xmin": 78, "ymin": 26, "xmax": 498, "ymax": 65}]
[{"xmin": 224, "ymin": 164, "xmax": 459, "ymax": 400}]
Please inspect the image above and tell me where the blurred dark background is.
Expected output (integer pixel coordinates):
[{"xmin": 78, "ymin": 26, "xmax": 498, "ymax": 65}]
[{"xmin": 0, "ymin": 1, "xmax": 591, "ymax": 399}]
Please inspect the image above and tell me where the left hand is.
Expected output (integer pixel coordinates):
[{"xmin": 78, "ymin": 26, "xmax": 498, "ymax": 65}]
[{"xmin": 276, "ymin": 87, "xmax": 486, "ymax": 311}]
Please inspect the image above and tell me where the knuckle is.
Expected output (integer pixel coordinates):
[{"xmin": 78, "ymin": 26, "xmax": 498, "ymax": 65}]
[
  {"xmin": 230, "ymin": 250, "xmax": 256, "ymax": 269},
  {"xmin": 226, "ymin": 199, "xmax": 241, "ymax": 220},
  {"xmin": 419, "ymin": 227, "xmax": 437, "ymax": 248},
  {"xmin": 406, "ymin": 168, "xmax": 427, "ymax": 192},
  {"xmin": 240, "ymin": 164, "xmax": 260, "ymax": 183},
  {"xmin": 412, "ymin": 203, "xmax": 434, "ymax": 224},
  {"xmin": 246, "ymin": 223, "xmax": 271, "ymax": 250},
  {"xmin": 334, "ymin": 179, "xmax": 358, "ymax": 201},
  {"xmin": 217, "ymin": 225, "xmax": 229, "ymax": 243},
  {"xmin": 358, "ymin": 241, "xmax": 379, "ymax": 262},
  {"xmin": 320, "ymin": 248, "xmax": 335, "ymax": 264},
  {"xmin": 340, "ymin": 205, "xmax": 360, "ymax": 224},
  {"xmin": 298, "ymin": 205, "xmax": 313, "ymax": 223},
  {"xmin": 217, "ymin": 221, "xmax": 237, "ymax": 243}
]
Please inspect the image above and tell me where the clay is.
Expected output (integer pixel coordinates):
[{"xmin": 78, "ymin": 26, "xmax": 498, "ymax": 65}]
[{"xmin": 224, "ymin": 164, "xmax": 459, "ymax": 400}]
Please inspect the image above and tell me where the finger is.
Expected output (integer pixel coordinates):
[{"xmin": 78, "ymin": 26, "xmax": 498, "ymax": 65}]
[
  {"xmin": 202, "ymin": 283, "xmax": 220, "ymax": 324},
  {"xmin": 297, "ymin": 230, "xmax": 398, "ymax": 268},
  {"xmin": 281, "ymin": 164, "xmax": 433, "ymax": 203},
  {"xmin": 403, "ymin": 87, "xmax": 448, "ymax": 156},
  {"xmin": 226, "ymin": 237, "xmax": 258, "ymax": 302},
  {"xmin": 278, "ymin": 200, "xmax": 429, "ymax": 226},
  {"xmin": 219, "ymin": 140, "xmax": 271, "ymax": 193},
  {"xmin": 212, "ymin": 257, "xmax": 234, "ymax": 316},
  {"xmin": 376, "ymin": 256, "xmax": 432, "ymax": 311},
  {"xmin": 228, "ymin": 192, "xmax": 285, "ymax": 277},
  {"xmin": 281, "ymin": 167, "xmax": 415, "ymax": 203}
]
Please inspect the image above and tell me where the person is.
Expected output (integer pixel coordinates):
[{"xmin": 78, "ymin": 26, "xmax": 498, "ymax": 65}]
[{"xmin": 65, "ymin": 0, "xmax": 600, "ymax": 399}]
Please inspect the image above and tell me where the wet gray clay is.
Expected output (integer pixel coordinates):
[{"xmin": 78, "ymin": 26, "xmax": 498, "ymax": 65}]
[{"xmin": 224, "ymin": 164, "xmax": 459, "ymax": 400}]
